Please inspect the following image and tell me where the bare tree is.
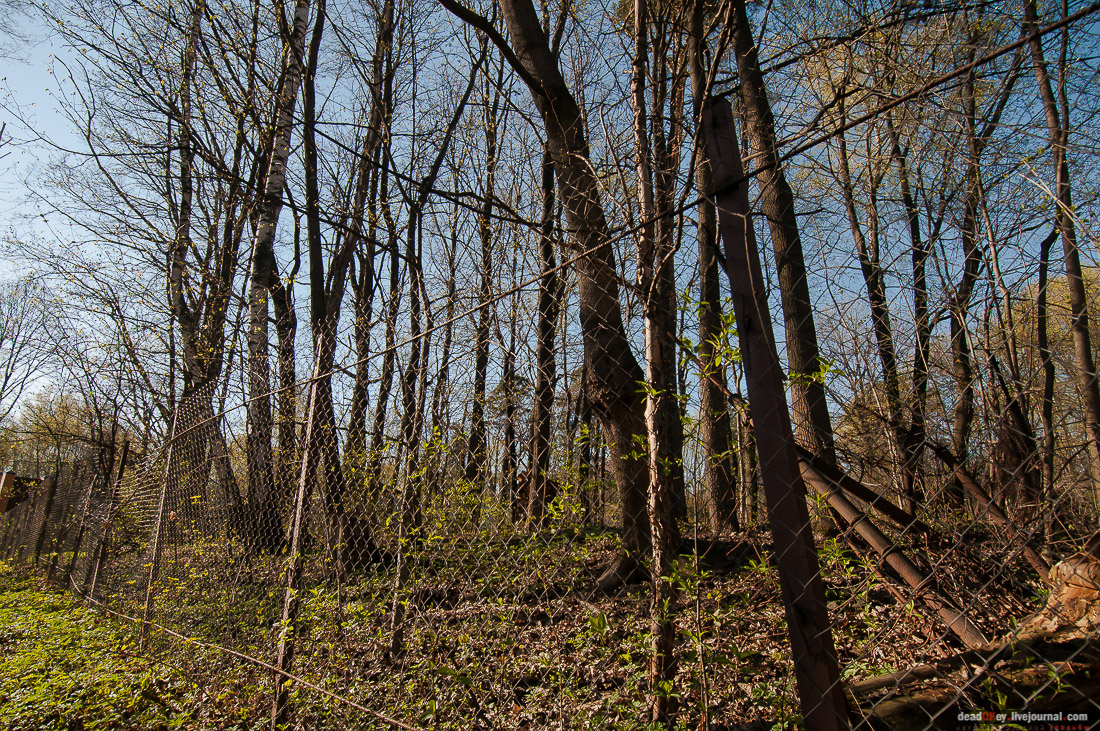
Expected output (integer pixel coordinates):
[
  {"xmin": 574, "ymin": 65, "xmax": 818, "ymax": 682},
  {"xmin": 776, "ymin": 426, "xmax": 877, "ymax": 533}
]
[
  {"xmin": 0, "ymin": 278, "xmax": 47, "ymax": 424},
  {"xmin": 444, "ymin": 0, "xmax": 656, "ymax": 588},
  {"xmin": 1025, "ymin": 0, "xmax": 1100, "ymax": 498}
]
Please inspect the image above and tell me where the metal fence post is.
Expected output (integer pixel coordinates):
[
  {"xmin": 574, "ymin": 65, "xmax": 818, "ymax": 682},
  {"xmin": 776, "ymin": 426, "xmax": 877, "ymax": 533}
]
[
  {"xmin": 85, "ymin": 439, "xmax": 130, "ymax": 598},
  {"xmin": 142, "ymin": 410, "xmax": 180, "ymax": 641},
  {"xmin": 272, "ymin": 367, "xmax": 322, "ymax": 729}
]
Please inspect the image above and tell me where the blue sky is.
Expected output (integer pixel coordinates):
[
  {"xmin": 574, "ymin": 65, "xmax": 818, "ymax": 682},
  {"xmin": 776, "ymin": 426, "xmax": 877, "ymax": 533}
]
[{"xmin": 0, "ymin": 10, "xmax": 77, "ymax": 264}]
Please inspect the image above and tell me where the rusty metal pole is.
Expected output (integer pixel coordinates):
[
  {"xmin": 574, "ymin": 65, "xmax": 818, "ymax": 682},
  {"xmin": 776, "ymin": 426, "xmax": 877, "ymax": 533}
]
[
  {"xmin": 86, "ymin": 439, "xmax": 130, "ymax": 597},
  {"xmin": 272, "ymin": 362, "xmax": 323, "ymax": 730},
  {"xmin": 702, "ymin": 96, "xmax": 849, "ymax": 731},
  {"xmin": 142, "ymin": 410, "xmax": 180, "ymax": 643}
]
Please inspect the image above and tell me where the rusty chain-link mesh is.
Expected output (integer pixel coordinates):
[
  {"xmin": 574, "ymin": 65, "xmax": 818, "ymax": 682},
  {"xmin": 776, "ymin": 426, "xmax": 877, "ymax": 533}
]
[
  {"xmin": 3, "ymin": 2, "xmax": 1100, "ymax": 729},
  {"xmin": 4, "ymin": 208, "xmax": 1099, "ymax": 730}
]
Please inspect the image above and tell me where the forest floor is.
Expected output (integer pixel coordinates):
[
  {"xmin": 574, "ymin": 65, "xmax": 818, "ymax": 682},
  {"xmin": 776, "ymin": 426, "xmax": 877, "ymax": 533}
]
[{"xmin": 0, "ymin": 522, "xmax": 1083, "ymax": 731}]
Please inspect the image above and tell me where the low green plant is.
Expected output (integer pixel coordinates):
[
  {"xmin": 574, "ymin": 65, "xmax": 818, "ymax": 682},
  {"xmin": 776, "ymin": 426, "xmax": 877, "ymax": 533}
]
[{"xmin": 0, "ymin": 561, "xmax": 259, "ymax": 730}]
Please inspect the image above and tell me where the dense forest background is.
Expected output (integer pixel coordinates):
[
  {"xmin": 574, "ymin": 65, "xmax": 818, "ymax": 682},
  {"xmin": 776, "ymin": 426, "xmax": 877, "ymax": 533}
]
[{"xmin": 2, "ymin": 0, "xmax": 1100, "ymax": 727}]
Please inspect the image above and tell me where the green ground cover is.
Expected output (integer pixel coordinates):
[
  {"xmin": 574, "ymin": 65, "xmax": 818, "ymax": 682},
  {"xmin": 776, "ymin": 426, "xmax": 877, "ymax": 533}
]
[{"xmin": 0, "ymin": 561, "xmax": 261, "ymax": 730}]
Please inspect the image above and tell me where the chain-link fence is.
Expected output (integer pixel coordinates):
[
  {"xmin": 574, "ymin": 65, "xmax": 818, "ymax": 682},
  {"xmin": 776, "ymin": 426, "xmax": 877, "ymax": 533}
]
[
  {"xmin": 4, "ymin": 4, "xmax": 1100, "ymax": 729},
  {"xmin": 5, "ymin": 176, "xmax": 1100, "ymax": 731}
]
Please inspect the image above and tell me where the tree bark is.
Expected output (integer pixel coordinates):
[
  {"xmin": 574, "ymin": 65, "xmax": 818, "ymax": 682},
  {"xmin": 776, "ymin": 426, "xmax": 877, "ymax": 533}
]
[
  {"xmin": 448, "ymin": 0, "xmax": 653, "ymax": 585},
  {"xmin": 729, "ymin": 0, "xmax": 835, "ymax": 462},
  {"xmin": 1025, "ymin": 0, "xmax": 1100, "ymax": 496},
  {"xmin": 529, "ymin": 148, "xmax": 561, "ymax": 528},
  {"xmin": 246, "ymin": 0, "xmax": 312, "ymax": 549}
]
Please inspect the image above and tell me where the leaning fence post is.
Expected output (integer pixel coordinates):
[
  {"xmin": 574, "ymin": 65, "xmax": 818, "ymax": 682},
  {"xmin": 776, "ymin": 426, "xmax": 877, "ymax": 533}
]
[
  {"xmin": 142, "ymin": 409, "xmax": 180, "ymax": 641},
  {"xmin": 702, "ymin": 96, "xmax": 850, "ymax": 731},
  {"xmin": 86, "ymin": 439, "xmax": 130, "ymax": 598},
  {"xmin": 272, "ymin": 365, "xmax": 323, "ymax": 729},
  {"xmin": 65, "ymin": 464, "xmax": 100, "ymax": 589},
  {"xmin": 32, "ymin": 474, "xmax": 60, "ymax": 567}
]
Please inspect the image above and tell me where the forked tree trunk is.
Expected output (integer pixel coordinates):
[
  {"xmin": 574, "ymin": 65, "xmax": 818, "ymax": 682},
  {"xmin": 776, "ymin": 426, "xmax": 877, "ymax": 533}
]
[
  {"xmin": 271, "ymin": 270, "xmax": 298, "ymax": 533},
  {"xmin": 427, "ymin": 209, "xmax": 459, "ymax": 498},
  {"xmin": 344, "ymin": 237, "xmax": 376, "ymax": 469},
  {"xmin": 448, "ymin": 0, "xmax": 654, "ymax": 585}
]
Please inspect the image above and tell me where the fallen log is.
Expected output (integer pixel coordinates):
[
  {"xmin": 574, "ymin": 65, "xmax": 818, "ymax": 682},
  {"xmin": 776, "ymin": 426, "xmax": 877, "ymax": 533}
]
[
  {"xmin": 849, "ymin": 533, "xmax": 1100, "ymax": 729},
  {"xmin": 795, "ymin": 446, "xmax": 930, "ymax": 534},
  {"xmin": 800, "ymin": 459, "xmax": 988, "ymax": 649},
  {"xmin": 928, "ymin": 443, "xmax": 1051, "ymax": 580}
]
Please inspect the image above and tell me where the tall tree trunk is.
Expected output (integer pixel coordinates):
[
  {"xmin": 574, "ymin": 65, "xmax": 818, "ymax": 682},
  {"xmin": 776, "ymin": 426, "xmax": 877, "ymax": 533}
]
[
  {"xmin": 529, "ymin": 148, "xmax": 561, "ymax": 527},
  {"xmin": 949, "ymin": 21, "xmax": 1022, "ymax": 473},
  {"xmin": 1037, "ymin": 229, "xmax": 1059, "ymax": 541},
  {"xmin": 632, "ymin": 2, "xmax": 681, "ymax": 709},
  {"xmin": 886, "ymin": 114, "xmax": 928, "ymax": 513},
  {"xmin": 499, "ymin": 248, "xmax": 519, "ymax": 524},
  {"xmin": 347, "ymin": 0, "xmax": 395, "ymax": 482},
  {"xmin": 301, "ymin": 0, "xmax": 395, "ymax": 570},
  {"xmin": 446, "ymin": 0, "xmax": 654, "ymax": 586},
  {"xmin": 467, "ymin": 68, "xmax": 502, "ymax": 491},
  {"xmin": 247, "ymin": 0, "xmax": 312, "ymax": 549},
  {"xmin": 729, "ymin": 0, "xmax": 835, "ymax": 462},
  {"xmin": 391, "ymin": 205, "xmax": 430, "ymax": 655},
  {"xmin": 950, "ymin": 55, "xmax": 982, "ymax": 467},
  {"xmin": 271, "ymin": 263, "xmax": 298, "ymax": 539},
  {"xmin": 691, "ymin": 0, "xmax": 738, "ymax": 534},
  {"xmin": 647, "ymin": 8, "xmax": 689, "ymax": 525},
  {"xmin": 834, "ymin": 113, "xmax": 908, "ymax": 504},
  {"xmin": 364, "ymin": 173, "xmax": 401, "ymax": 503},
  {"xmin": 1025, "ymin": 0, "xmax": 1100, "ymax": 496}
]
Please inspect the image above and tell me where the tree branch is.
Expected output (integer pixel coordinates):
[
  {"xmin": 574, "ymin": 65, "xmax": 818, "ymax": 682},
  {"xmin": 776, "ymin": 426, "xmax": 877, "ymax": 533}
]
[{"xmin": 437, "ymin": 0, "xmax": 547, "ymax": 102}]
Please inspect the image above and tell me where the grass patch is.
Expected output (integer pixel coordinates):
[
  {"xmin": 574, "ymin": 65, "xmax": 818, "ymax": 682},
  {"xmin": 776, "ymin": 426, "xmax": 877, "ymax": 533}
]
[{"xmin": 0, "ymin": 561, "xmax": 263, "ymax": 730}]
